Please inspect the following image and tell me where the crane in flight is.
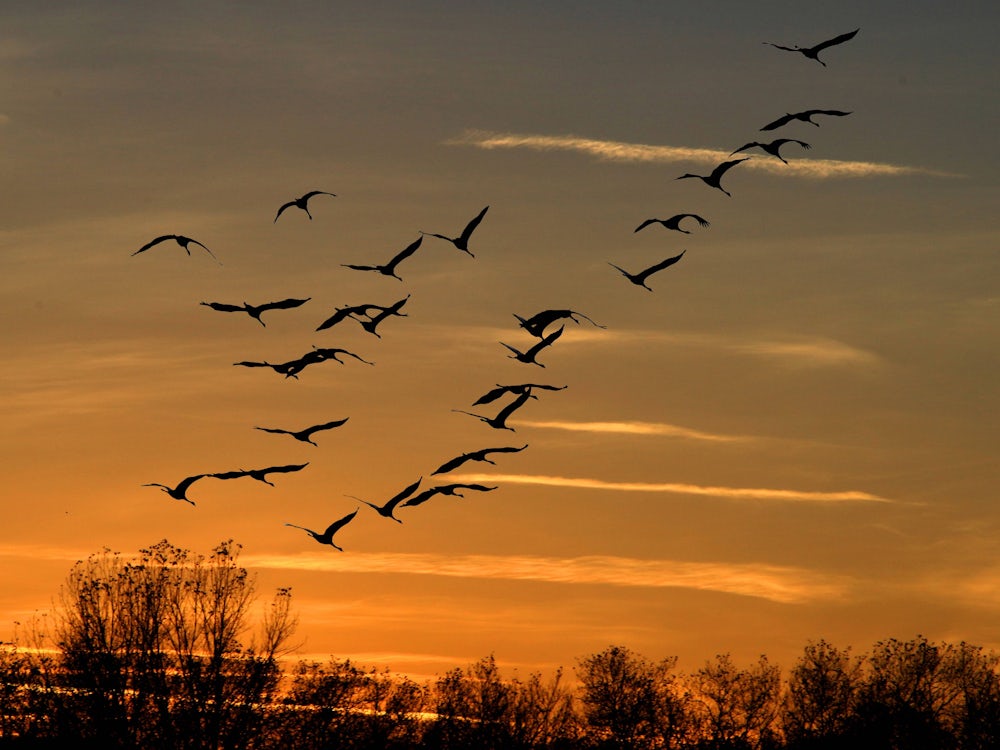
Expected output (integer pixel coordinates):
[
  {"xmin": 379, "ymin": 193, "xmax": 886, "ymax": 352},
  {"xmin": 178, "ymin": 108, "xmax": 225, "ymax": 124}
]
[
  {"xmin": 431, "ymin": 445, "xmax": 528, "ymax": 475},
  {"xmin": 676, "ymin": 158, "xmax": 748, "ymax": 197},
  {"xmin": 421, "ymin": 205, "xmax": 489, "ymax": 257},
  {"xmin": 212, "ymin": 463, "xmax": 309, "ymax": 486},
  {"xmin": 500, "ymin": 326, "xmax": 564, "ymax": 367},
  {"xmin": 634, "ymin": 214, "xmax": 710, "ymax": 234},
  {"xmin": 731, "ymin": 138, "xmax": 810, "ymax": 164},
  {"xmin": 274, "ymin": 190, "xmax": 337, "ymax": 222},
  {"xmin": 609, "ymin": 251, "xmax": 686, "ymax": 291},
  {"xmin": 760, "ymin": 109, "xmax": 851, "ymax": 131},
  {"xmin": 341, "ymin": 236, "xmax": 423, "ymax": 280},
  {"xmin": 764, "ymin": 28, "xmax": 859, "ymax": 67},
  {"xmin": 254, "ymin": 418, "xmax": 349, "ymax": 446},
  {"xmin": 472, "ymin": 383, "xmax": 565, "ymax": 407},
  {"xmin": 143, "ymin": 473, "xmax": 213, "ymax": 506},
  {"xmin": 200, "ymin": 298, "xmax": 310, "ymax": 326},
  {"xmin": 132, "ymin": 235, "xmax": 220, "ymax": 263},
  {"xmin": 316, "ymin": 302, "xmax": 389, "ymax": 332},
  {"xmin": 453, "ymin": 389, "xmax": 535, "ymax": 431},
  {"xmin": 401, "ymin": 483, "xmax": 498, "ymax": 508},
  {"xmin": 286, "ymin": 508, "xmax": 358, "ymax": 550},
  {"xmin": 513, "ymin": 309, "xmax": 605, "ymax": 338},
  {"xmin": 347, "ymin": 477, "xmax": 423, "ymax": 523},
  {"xmin": 356, "ymin": 295, "xmax": 410, "ymax": 338}
]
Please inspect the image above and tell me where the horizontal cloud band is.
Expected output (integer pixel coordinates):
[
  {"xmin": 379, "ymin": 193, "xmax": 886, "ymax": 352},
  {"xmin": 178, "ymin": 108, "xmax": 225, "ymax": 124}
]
[
  {"xmin": 243, "ymin": 551, "xmax": 849, "ymax": 604},
  {"xmin": 445, "ymin": 473, "xmax": 893, "ymax": 503},
  {"xmin": 448, "ymin": 129, "xmax": 958, "ymax": 178}
]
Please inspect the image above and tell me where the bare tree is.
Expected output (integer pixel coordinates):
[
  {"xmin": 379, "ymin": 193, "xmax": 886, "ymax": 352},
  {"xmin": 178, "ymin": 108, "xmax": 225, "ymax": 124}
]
[
  {"xmin": 692, "ymin": 653, "xmax": 782, "ymax": 750},
  {"xmin": 783, "ymin": 640, "xmax": 862, "ymax": 747}
]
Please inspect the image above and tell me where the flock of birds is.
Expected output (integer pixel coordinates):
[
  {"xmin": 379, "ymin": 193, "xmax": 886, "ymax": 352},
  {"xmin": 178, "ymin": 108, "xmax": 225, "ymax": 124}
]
[{"xmin": 138, "ymin": 27, "xmax": 860, "ymax": 550}]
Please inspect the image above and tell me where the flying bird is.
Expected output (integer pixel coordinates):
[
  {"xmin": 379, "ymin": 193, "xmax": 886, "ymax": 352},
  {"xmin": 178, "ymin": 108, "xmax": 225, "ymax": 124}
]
[
  {"xmin": 143, "ymin": 473, "xmax": 212, "ymax": 506},
  {"xmin": 401, "ymin": 483, "xmax": 498, "ymax": 508},
  {"xmin": 316, "ymin": 302, "xmax": 387, "ymax": 332},
  {"xmin": 311, "ymin": 347, "xmax": 375, "ymax": 366},
  {"xmin": 286, "ymin": 508, "xmax": 358, "ymax": 550},
  {"xmin": 472, "ymin": 383, "xmax": 565, "ymax": 406},
  {"xmin": 420, "ymin": 205, "xmax": 489, "ymax": 257},
  {"xmin": 513, "ymin": 309, "xmax": 605, "ymax": 338},
  {"xmin": 341, "ymin": 236, "xmax": 423, "ymax": 280},
  {"xmin": 254, "ymin": 418, "xmax": 349, "ymax": 446},
  {"xmin": 634, "ymin": 214, "xmax": 710, "ymax": 234},
  {"xmin": 431, "ymin": 445, "xmax": 528, "ymax": 475},
  {"xmin": 132, "ymin": 235, "xmax": 220, "ymax": 263},
  {"xmin": 200, "ymin": 298, "xmax": 310, "ymax": 326},
  {"xmin": 453, "ymin": 389, "xmax": 535, "ymax": 431},
  {"xmin": 609, "ymin": 251, "xmax": 686, "ymax": 291},
  {"xmin": 274, "ymin": 190, "xmax": 337, "ymax": 222},
  {"xmin": 764, "ymin": 28, "xmax": 859, "ymax": 67},
  {"xmin": 347, "ymin": 477, "xmax": 423, "ymax": 523},
  {"xmin": 730, "ymin": 138, "xmax": 810, "ymax": 164},
  {"xmin": 676, "ymin": 158, "xmax": 748, "ymax": 197},
  {"xmin": 500, "ymin": 326, "xmax": 564, "ymax": 367},
  {"xmin": 760, "ymin": 109, "xmax": 852, "ymax": 131},
  {"xmin": 212, "ymin": 463, "xmax": 309, "ymax": 487},
  {"xmin": 356, "ymin": 295, "xmax": 410, "ymax": 338}
]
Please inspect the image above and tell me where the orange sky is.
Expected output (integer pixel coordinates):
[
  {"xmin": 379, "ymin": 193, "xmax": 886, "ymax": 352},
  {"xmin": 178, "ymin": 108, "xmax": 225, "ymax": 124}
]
[{"xmin": 2, "ymin": 2, "xmax": 998, "ymax": 681}]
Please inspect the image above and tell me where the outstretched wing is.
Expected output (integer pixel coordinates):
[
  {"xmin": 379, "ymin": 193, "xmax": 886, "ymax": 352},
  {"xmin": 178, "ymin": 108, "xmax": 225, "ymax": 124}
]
[
  {"xmin": 680, "ymin": 213, "xmax": 711, "ymax": 228},
  {"xmin": 254, "ymin": 426, "xmax": 291, "ymax": 436},
  {"xmin": 132, "ymin": 235, "xmax": 175, "ymax": 256},
  {"xmin": 633, "ymin": 218, "xmax": 663, "ymax": 233},
  {"xmin": 811, "ymin": 28, "xmax": 859, "ymax": 53},
  {"xmin": 273, "ymin": 200, "xmax": 297, "ymax": 223},
  {"xmin": 302, "ymin": 190, "xmax": 336, "ymax": 201},
  {"xmin": 202, "ymin": 301, "xmax": 246, "ymax": 313},
  {"xmin": 305, "ymin": 418, "xmax": 350, "ymax": 435},
  {"xmin": 386, "ymin": 477, "xmax": 423, "ymax": 510},
  {"xmin": 459, "ymin": 205, "xmax": 489, "ymax": 244},
  {"xmin": 709, "ymin": 158, "xmax": 748, "ymax": 181},
  {"xmin": 387, "ymin": 235, "xmax": 423, "ymax": 267},
  {"xmin": 323, "ymin": 508, "xmax": 358, "ymax": 538},
  {"xmin": 760, "ymin": 113, "xmax": 796, "ymax": 131},
  {"xmin": 730, "ymin": 142, "xmax": 759, "ymax": 155},
  {"xmin": 262, "ymin": 463, "xmax": 310, "ymax": 476},
  {"xmin": 260, "ymin": 297, "xmax": 311, "ymax": 312},
  {"xmin": 473, "ymin": 385, "xmax": 515, "ymax": 406},
  {"xmin": 763, "ymin": 42, "xmax": 798, "ymax": 52},
  {"xmin": 639, "ymin": 251, "xmax": 686, "ymax": 280}
]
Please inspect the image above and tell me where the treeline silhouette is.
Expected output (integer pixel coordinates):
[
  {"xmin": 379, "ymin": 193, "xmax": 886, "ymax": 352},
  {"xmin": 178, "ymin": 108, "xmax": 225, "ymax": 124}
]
[{"xmin": 2, "ymin": 542, "xmax": 999, "ymax": 749}]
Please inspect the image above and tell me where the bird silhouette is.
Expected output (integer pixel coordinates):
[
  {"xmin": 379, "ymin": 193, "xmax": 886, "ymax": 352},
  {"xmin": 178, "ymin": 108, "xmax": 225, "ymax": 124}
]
[
  {"xmin": 143, "ymin": 473, "xmax": 212, "ymax": 505},
  {"xmin": 472, "ymin": 383, "xmax": 565, "ymax": 406},
  {"xmin": 311, "ymin": 347, "xmax": 375, "ymax": 366},
  {"xmin": 356, "ymin": 296, "xmax": 410, "ymax": 338},
  {"xmin": 730, "ymin": 138, "xmax": 810, "ymax": 164},
  {"xmin": 513, "ymin": 309, "xmax": 605, "ymax": 338},
  {"xmin": 341, "ymin": 236, "xmax": 422, "ymax": 280},
  {"xmin": 254, "ymin": 418, "xmax": 349, "ymax": 446},
  {"xmin": 420, "ymin": 205, "xmax": 489, "ymax": 257},
  {"xmin": 212, "ymin": 463, "xmax": 309, "ymax": 486},
  {"xmin": 431, "ymin": 445, "xmax": 528, "ymax": 475},
  {"xmin": 274, "ymin": 190, "xmax": 337, "ymax": 222},
  {"xmin": 634, "ymin": 214, "xmax": 710, "ymax": 234},
  {"xmin": 315, "ymin": 303, "xmax": 387, "ymax": 332},
  {"xmin": 401, "ymin": 483, "xmax": 498, "ymax": 508},
  {"xmin": 132, "ymin": 235, "xmax": 220, "ymax": 263},
  {"xmin": 286, "ymin": 508, "xmax": 358, "ymax": 550},
  {"xmin": 760, "ymin": 109, "xmax": 851, "ymax": 131},
  {"xmin": 347, "ymin": 477, "xmax": 422, "ymax": 523},
  {"xmin": 609, "ymin": 251, "xmax": 686, "ymax": 291},
  {"xmin": 500, "ymin": 326, "xmax": 564, "ymax": 367},
  {"xmin": 453, "ymin": 389, "xmax": 535, "ymax": 431},
  {"xmin": 764, "ymin": 28, "xmax": 859, "ymax": 67},
  {"xmin": 676, "ymin": 158, "xmax": 748, "ymax": 197},
  {"xmin": 200, "ymin": 298, "xmax": 310, "ymax": 326}
]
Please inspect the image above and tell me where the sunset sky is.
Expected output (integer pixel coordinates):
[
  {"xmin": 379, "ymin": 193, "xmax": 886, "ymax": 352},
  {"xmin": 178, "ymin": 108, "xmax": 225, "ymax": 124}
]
[{"xmin": 2, "ymin": 1, "xmax": 998, "ymax": 681}]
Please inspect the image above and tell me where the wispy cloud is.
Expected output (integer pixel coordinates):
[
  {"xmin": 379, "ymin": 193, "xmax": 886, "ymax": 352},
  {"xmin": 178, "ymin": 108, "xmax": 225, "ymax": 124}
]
[
  {"xmin": 448, "ymin": 130, "xmax": 959, "ymax": 178},
  {"xmin": 515, "ymin": 419, "xmax": 749, "ymax": 443},
  {"xmin": 242, "ymin": 551, "xmax": 850, "ymax": 604},
  {"xmin": 446, "ymin": 473, "xmax": 893, "ymax": 503}
]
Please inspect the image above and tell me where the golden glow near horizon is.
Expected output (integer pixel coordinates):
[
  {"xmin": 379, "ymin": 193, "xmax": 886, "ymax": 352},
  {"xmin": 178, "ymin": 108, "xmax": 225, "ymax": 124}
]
[{"xmin": 1, "ymin": 2, "xmax": 997, "ymax": 678}]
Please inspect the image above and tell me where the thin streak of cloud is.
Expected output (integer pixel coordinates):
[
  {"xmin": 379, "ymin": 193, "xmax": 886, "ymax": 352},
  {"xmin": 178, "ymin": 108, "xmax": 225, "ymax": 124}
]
[
  {"xmin": 242, "ymin": 551, "xmax": 849, "ymax": 604},
  {"xmin": 448, "ymin": 129, "xmax": 960, "ymax": 178},
  {"xmin": 446, "ymin": 473, "xmax": 893, "ymax": 503},
  {"xmin": 515, "ymin": 419, "xmax": 749, "ymax": 443}
]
